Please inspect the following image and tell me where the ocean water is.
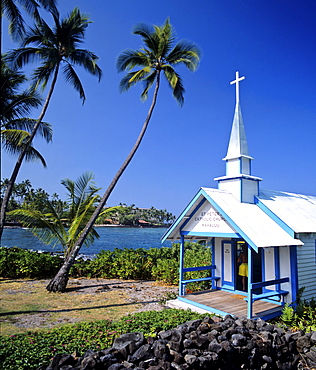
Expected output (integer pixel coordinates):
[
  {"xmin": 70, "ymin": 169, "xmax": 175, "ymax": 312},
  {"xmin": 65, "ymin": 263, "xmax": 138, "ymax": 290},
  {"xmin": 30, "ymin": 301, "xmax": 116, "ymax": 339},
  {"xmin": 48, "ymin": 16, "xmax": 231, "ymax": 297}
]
[{"xmin": 1, "ymin": 227, "xmax": 172, "ymax": 258}]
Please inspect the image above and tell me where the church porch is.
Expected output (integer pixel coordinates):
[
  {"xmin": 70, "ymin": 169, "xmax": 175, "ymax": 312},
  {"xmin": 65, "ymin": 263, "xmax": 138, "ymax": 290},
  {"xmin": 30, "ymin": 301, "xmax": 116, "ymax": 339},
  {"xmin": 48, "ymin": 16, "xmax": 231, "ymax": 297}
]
[{"xmin": 170, "ymin": 289, "xmax": 283, "ymax": 321}]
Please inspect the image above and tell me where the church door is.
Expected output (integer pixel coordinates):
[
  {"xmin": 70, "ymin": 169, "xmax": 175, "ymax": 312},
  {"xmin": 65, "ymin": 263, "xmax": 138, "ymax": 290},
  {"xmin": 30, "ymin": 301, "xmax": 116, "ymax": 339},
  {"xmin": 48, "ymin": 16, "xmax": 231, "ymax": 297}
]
[{"xmin": 221, "ymin": 241, "xmax": 236, "ymax": 290}]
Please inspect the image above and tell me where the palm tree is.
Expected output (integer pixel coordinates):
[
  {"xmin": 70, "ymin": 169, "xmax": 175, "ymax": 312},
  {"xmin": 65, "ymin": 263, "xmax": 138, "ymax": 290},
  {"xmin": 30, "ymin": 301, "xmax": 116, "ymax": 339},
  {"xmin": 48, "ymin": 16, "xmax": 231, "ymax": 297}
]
[
  {"xmin": 1, "ymin": 0, "xmax": 58, "ymax": 45},
  {"xmin": 9, "ymin": 172, "xmax": 101, "ymax": 258},
  {"xmin": 0, "ymin": 8, "xmax": 102, "ymax": 237},
  {"xmin": 1, "ymin": 58, "xmax": 53, "ymax": 167},
  {"xmin": 46, "ymin": 18, "xmax": 200, "ymax": 292}
]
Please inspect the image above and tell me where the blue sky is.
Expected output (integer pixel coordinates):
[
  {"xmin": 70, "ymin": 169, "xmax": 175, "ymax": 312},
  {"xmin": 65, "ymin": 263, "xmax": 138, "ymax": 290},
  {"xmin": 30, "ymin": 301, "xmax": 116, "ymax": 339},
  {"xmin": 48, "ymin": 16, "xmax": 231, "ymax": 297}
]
[{"xmin": 2, "ymin": 0, "xmax": 316, "ymax": 216}]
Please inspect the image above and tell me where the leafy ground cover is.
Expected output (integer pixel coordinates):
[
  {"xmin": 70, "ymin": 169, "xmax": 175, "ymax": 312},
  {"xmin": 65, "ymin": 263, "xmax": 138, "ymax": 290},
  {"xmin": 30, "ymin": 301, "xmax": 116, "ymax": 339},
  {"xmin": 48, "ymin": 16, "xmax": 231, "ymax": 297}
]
[{"xmin": 0, "ymin": 309, "xmax": 205, "ymax": 370}]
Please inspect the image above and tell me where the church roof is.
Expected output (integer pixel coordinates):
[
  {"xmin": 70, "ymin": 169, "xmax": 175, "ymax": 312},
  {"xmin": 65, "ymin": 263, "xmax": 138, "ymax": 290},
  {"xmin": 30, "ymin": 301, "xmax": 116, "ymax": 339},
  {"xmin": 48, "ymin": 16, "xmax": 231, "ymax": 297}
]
[
  {"xmin": 258, "ymin": 189, "xmax": 316, "ymax": 233},
  {"xmin": 162, "ymin": 187, "xmax": 303, "ymax": 250}
]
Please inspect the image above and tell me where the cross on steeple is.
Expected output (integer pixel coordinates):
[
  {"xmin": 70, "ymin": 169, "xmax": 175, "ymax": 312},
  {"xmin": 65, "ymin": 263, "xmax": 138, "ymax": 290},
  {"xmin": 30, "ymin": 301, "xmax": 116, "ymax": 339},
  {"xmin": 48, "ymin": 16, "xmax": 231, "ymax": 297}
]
[{"xmin": 230, "ymin": 71, "xmax": 245, "ymax": 104}]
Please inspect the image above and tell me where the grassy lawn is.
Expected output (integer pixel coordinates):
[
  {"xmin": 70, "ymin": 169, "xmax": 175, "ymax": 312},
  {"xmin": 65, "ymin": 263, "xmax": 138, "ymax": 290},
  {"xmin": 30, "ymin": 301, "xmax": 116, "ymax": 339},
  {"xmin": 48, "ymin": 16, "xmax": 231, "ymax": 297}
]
[{"xmin": 0, "ymin": 278, "xmax": 143, "ymax": 336}]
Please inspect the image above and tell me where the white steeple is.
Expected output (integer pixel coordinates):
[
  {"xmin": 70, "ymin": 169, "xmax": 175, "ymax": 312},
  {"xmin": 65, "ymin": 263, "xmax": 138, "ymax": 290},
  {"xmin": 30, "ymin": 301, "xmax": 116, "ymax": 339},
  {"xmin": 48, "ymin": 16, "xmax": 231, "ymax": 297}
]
[{"xmin": 214, "ymin": 71, "xmax": 262, "ymax": 204}]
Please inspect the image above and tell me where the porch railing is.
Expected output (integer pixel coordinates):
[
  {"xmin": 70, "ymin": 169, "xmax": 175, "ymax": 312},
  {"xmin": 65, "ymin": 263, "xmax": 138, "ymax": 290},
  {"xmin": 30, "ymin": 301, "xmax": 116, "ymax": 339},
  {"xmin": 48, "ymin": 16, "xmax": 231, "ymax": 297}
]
[
  {"xmin": 247, "ymin": 277, "xmax": 290, "ymax": 318},
  {"xmin": 180, "ymin": 265, "xmax": 220, "ymax": 295}
]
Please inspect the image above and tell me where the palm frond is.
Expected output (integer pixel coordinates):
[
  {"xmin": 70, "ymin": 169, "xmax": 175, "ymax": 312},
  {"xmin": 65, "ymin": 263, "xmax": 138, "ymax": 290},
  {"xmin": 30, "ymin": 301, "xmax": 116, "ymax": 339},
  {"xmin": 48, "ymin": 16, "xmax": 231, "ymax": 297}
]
[
  {"xmin": 38, "ymin": 0, "xmax": 59, "ymax": 18},
  {"xmin": 68, "ymin": 195, "xmax": 100, "ymax": 247},
  {"xmin": 3, "ymin": 118, "xmax": 53, "ymax": 142},
  {"xmin": 24, "ymin": 146, "xmax": 48, "ymax": 166},
  {"xmin": 7, "ymin": 47, "xmax": 41, "ymax": 69},
  {"xmin": 163, "ymin": 66, "xmax": 185, "ymax": 106},
  {"xmin": 119, "ymin": 71, "xmax": 144, "ymax": 93},
  {"xmin": 1, "ymin": 129, "xmax": 30, "ymax": 148},
  {"xmin": 167, "ymin": 40, "xmax": 201, "ymax": 71},
  {"xmin": 132, "ymin": 23, "xmax": 158, "ymax": 54},
  {"xmin": 61, "ymin": 172, "xmax": 99, "ymax": 219},
  {"xmin": 68, "ymin": 49, "xmax": 102, "ymax": 81},
  {"xmin": 128, "ymin": 67, "xmax": 151, "ymax": 84},
  {"xmin": 116, "ymin": 49, "xmax": 149, "ymax": 72},
  {"xmin": 62, "ymin": 63, "xmax": 85, "ymax": 103},
  {"xmin": 1, "ymin": 130, "xmax": 47, "ymax": 166},
  {"xmin": 23, "ymin": 19, "xmax": 57, "ymax": 48},
  {"xmin": 155, "ymin": 18, "xmax": 174, "ymax": 58},
  {"xmin": 3, "ymin": 0, "xmax": 26, "ymax": 41},
  {"xmin": 31, "ymin": 64, "xmax": 56, "ymax": 91},
  {"xmin": 141, "ymin": 71, "xmax": 157, "ymax": 102},
  {"xmin": 8, "ymin": 208, "xmax": 65, "ymax": 248},
  {"xmin": 2, "ymin": 91, "xmax": 43, "ymax": 120}
]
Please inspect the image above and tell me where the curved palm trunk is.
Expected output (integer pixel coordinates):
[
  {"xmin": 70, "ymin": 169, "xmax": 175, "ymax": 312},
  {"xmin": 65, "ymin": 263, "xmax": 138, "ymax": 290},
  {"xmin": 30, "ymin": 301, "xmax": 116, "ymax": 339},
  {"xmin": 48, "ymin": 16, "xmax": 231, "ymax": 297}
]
[
  {"xmin": 0, "ymin": 65, "xmax": 59, "ymax": 238},
  {"xmin": 46, "ymin": 71, "xmax": 161, "ymax": 292}
]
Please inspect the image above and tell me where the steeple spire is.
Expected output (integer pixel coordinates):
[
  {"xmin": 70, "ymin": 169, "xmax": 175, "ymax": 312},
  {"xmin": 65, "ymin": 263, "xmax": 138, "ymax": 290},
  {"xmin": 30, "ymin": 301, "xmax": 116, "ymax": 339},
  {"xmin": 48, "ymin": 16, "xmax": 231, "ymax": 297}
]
[
  {"xmin": 214, "ymin": 71, "xmax": 262, "ymax": 204},
  {"xmin": 225, "ymin": 71, "xmax": 250, "ymax": 160}
]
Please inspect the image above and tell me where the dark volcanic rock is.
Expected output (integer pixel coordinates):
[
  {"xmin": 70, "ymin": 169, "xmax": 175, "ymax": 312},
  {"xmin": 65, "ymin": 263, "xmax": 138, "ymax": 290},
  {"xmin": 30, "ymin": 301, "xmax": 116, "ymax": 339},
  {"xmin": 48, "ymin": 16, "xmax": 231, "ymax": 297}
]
[{"xmin": 39, "ymin": 317, "xmax": 316, "ymax": 370}]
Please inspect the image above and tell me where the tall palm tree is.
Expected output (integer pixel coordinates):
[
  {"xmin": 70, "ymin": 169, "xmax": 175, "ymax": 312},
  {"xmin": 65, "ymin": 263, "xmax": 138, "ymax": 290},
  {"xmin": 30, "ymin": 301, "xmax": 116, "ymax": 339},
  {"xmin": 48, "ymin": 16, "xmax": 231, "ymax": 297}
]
[
  {"xmin": 1, "ymin": 0, "xmax": 58, "ymax": 45},
  {"xmin": 9, "ymin": 172, "xmax": 101, "ymax": 258},
  {"xmin": 1, "ymin": 58, "xmax": 53, "ymax": 167},
  {"xmin": 0, "ymin": 8, "xmax": 102, "ymax": 238},
  {"xmin": 46, "ymin": 18, "xmax": 200, "ymax": 292}
]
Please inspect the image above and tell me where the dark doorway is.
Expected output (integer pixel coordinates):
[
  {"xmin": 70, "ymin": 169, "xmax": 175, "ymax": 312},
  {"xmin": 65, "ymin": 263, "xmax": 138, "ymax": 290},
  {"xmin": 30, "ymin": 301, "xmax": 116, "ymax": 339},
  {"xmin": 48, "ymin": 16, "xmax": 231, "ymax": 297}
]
[
  {"xmin": 236, "ymin": 241, "xmax": 248, "ymax": 292},
  {"xmin": 236, "ymin": 242, "xmax": 262, "ymax": 292},
  {"xmin": 252, "ymin": 248, "xmax": 262, "ymax": 294}
]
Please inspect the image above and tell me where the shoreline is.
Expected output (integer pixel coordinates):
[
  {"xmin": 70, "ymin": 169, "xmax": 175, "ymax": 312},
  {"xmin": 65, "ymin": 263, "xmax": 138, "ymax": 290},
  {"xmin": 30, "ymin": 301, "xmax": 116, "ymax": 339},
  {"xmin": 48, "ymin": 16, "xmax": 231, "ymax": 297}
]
[{"xmin": 4, "ymin": 224, "xmax": 170, "ymax": 229}]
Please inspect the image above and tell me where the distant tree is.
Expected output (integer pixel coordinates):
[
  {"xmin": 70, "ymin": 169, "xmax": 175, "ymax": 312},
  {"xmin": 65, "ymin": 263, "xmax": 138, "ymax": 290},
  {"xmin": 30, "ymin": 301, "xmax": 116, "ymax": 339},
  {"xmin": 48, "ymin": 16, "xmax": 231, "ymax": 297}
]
[
  {"xmin": 9, "ymin": 172, "xmax": 100, "ymax": 258},
  {"xmin": 46, "ymin": 18, "xmax": 199, "ymax": 292},
  {"xmin": 1, "ymin": 179, "xmax": 67, "ymax": 219},
  {"xmin": 0, "ymin": 8, "xmax": 102, "ymax": 237}
]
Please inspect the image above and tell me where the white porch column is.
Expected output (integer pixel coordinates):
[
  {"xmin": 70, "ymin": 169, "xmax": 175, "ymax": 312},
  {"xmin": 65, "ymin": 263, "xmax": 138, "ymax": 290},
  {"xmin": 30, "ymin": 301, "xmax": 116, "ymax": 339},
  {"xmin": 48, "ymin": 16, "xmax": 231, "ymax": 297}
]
[{"xmin": 179, "ymin": 235, "xmax": 185, "ymax": 296}]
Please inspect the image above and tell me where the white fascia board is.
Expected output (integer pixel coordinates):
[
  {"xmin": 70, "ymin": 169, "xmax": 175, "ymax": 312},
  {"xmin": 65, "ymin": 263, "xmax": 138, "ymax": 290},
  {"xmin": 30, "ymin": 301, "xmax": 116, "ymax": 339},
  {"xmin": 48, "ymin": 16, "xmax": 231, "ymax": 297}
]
[{"xmin": 161, "ymin": 189, "xmax": 205, "ymax": 243}]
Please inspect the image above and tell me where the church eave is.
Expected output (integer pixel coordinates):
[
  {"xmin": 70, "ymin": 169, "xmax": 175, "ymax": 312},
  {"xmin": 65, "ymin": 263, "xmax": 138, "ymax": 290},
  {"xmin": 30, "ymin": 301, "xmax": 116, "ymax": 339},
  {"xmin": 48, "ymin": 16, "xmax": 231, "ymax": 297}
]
[
  {"xmin": 222, "ymin": 154, "xmax": 254, "ymax": 161},
  {"xmin": 214, "ymin": 174, "xmax": 262, "ymax": 182}
]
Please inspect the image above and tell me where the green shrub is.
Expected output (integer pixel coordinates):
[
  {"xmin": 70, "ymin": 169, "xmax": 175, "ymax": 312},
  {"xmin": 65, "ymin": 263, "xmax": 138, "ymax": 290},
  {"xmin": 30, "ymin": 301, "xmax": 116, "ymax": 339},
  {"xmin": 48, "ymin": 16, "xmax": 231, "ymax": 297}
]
[
  {"xmin": 0, "ymin": 247, "xmax": 62, "ymax": 279},
  {"xmin": 151, "ymin": 258, "xmax": 179, "ymax": 284},
  {"xmin": 183, "ymin": 244, "xmax": 212, "ymax": 292},
  {"xmin": 0, "ymin": 309, "xmax": 205, "ymax": 370},
  {"xmin": 70, "ymin": 248, "xmax": 154, "ymax": 280},
  {"xmin": 1, "ymin": 243, "xmax": 212, "ymax": 288},
  {"xmin": 279, "ymin": 299, "xmax": 316, "ymax": 332}
]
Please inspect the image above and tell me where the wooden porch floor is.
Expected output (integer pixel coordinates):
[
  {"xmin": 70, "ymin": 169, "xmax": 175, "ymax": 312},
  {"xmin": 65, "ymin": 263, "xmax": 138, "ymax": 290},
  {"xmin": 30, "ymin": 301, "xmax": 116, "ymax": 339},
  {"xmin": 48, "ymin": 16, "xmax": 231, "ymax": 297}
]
[{"xmin": 181, "ymin": 290, "xmax": 283, "ymax": 319}]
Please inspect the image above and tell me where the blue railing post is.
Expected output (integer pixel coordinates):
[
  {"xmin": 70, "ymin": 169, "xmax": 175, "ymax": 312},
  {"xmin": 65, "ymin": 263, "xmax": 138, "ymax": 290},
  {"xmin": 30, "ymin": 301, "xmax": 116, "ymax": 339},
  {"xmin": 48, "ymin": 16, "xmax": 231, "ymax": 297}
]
[
  {"xmin": 211, "ymin": 237, "xmax": 216, "ymax": 290},
  {"xmin": 247, "ymin": 246, "xmax": 253, "ymax": 318}
]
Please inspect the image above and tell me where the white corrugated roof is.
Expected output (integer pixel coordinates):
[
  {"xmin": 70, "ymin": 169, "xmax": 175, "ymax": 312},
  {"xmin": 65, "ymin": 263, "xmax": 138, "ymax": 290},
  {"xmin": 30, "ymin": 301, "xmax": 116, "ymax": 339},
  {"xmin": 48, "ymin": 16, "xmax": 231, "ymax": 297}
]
[
  {"xmin": 202, "ymin": 188, "xmax": 303, "ymax": 249},
  {"xmin": 163, "ymin": 187, "xmax": 303, "ymax": 250},
  {"xmin": 258, "ymin": 189, "xmax": 316, "ymax": 233}
]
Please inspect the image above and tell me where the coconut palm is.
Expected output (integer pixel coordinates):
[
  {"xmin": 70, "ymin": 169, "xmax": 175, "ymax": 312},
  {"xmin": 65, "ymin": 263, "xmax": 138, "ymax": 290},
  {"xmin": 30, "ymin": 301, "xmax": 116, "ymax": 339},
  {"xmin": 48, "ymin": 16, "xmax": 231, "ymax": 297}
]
[
  {"xmin": 1, "ymin": 58, "xmax": 53, "ymax": 166},
  {"xmin": 1, "ymin": 0, "xmax": 58, "ymax": 44},
  {"xmin": 0, "ymin": 8, "xmax": 102, "ymax": 237},
  {"xmin": 46, "ymin": 18, "xmax": 200, "ymax": 292},
  {"xmin": 9, "ymin": 172, "xmax": 101, "ymax": 258}
]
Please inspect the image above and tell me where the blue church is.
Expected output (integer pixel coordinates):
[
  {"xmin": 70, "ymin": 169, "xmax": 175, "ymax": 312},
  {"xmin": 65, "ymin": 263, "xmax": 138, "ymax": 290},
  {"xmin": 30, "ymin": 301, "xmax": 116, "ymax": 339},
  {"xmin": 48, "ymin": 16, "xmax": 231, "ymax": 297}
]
[{"xmin": 163, "ymin": 72, "xmax": 316, "ymax": 320}]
